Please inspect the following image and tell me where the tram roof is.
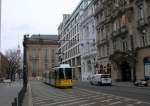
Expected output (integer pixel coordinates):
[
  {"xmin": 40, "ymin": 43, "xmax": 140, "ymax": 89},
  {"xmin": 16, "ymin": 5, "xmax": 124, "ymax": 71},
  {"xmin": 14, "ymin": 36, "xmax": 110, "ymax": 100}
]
[{"xmin": 55, "ymin": 64, "xmax": 72, "ymax": 68}]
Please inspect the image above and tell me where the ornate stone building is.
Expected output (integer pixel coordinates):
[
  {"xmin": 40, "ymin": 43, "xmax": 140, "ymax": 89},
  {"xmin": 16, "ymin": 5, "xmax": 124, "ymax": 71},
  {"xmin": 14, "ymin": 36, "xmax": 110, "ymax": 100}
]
[
  {"xmin": 135, "ymin": 0, "xmax": 150, "ymax": 81},
  {"xmin": 79, "ymin": 0, "xmax": 97, "ymax": 80},
  {"xmin": 94, "ymin": 0, "xmax": 150, "ymax": 81},
  {"xmin": 23, "ymin": 34, "xmax": 59, "ymax": 78}
]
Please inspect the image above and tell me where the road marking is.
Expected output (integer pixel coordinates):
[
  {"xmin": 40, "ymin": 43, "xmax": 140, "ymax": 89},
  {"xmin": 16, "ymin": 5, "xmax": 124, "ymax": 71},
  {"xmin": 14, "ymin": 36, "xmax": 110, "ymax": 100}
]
[
  {"xmin": 33, "ymin": 96, "xmax": 51, "ymax": 100},
  {"xmin": 135, "ymin": 101, "xmax": 143, "ymax": 104},
  {"xmin": 87, "ymin": 95, "xmax": 101, "ymax": 99},
  {"xmin": 126, "ymin": 104, "xmax": 134, "ymax": 106},
  {"xmin": 123, "ymin": 98, "xmax": 132, "ymax": 102},
  {"xmin": 93, "ymin": 97, "xmax": 105, "ymax": 100},
  {"xmin": 41, "ymin": 98, "xmax": 84, "ymax": 106},
  {"xmin": 34, "ymin": 96, "xmax": 78, "ymax": 105},
  {"xmin": 59, "ymin": 100, "xmax": 89, "ymax": 106},
  {"xmin": 106, "ymin": 95, "xmax": 114, "ymax": 98},
  {"xmin": 108, "ymin": 101, "xmax": 122, "ymax": 105},
  {"xmin": 75, "ymin": 87, "xmax": 150, "ymax": 105},
  {"xmin": 75, "ymin": 87, "xmax": 102, "ymax": 95},
  {"xmin": 33, "ymin": 98, "xmax": 51, "ymax": 102},
  {"xmin": 80, "ymin": 102, "xmax": 97, "ymax": 106},
  {"xmin": 100, "ymin": 99, "xmax": 114, "ymax": 102}
]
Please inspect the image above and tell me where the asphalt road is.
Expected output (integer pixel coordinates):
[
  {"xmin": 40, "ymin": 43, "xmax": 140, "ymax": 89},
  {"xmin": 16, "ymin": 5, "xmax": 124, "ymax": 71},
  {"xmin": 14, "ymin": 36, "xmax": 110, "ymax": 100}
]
[
  {"xmin": 74, "ymin": 81, "xmax": 150, "ymax": 103},
  {"xmin": 30, "ymin": 80, "xmax": 150, "ymax": 106}
]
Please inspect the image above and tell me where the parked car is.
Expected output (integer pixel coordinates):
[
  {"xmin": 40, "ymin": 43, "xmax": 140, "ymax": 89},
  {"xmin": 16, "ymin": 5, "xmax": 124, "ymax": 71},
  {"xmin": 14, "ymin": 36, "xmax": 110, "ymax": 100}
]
[
  {"xmin": 3, "ymin": 79, "xmax": 11, "ymax": 83},
  {"xmin": 134, "ymin": 80, "xmax": 148, "ymax": 86},
  {"xmin": 89, "ymin": 74, "xmax": 112, "ymax": 86}
]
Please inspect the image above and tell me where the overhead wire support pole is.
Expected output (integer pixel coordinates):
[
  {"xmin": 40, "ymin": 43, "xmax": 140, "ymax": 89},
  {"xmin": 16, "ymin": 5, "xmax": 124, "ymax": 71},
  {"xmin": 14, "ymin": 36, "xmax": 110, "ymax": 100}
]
[{"xmin": 23, "ymin": 34, "xmax": 29, "ymax": 89}]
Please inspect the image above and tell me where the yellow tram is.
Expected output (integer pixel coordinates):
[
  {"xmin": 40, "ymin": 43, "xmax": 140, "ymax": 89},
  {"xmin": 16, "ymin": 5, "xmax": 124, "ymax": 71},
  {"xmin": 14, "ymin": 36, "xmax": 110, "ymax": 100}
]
[{"xmin": 43, "ymin": 64, "xmax": 73, "ymax": 88}]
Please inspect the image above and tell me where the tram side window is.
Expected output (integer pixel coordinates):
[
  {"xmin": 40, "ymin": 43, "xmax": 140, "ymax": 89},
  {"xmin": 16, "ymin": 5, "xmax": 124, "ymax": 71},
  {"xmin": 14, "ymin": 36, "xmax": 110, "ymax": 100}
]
[
  {"xmin": 59, "ymin": 69, "xmax": 64, "ymax": 79},
  {"xmin": 65, "ymin": 68, "xmax": 72, "ymax": 79},
  {"xmin": 51, "ymin": 72, "xmax": 55, "ymax": 79}
]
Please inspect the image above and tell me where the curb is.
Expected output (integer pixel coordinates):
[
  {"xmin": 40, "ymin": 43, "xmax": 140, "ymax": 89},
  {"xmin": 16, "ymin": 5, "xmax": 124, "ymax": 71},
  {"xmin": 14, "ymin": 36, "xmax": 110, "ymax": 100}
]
[
  {"xmin": 112, "ymin": 83, "xmax": 150, "ymax": 89},
  {"xmin": 28, "ymin": 81, "xmax": 33, "ymax": 106},
  {"xmin": 22, "ymin": 81, "xmax": 33, "ymax": 106}
]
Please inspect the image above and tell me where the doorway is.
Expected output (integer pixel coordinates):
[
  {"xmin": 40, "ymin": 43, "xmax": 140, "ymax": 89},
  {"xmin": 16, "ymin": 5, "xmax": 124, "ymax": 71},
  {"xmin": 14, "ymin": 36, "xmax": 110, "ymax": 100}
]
[{"xmin": 120, "ymin": 61, "xmax": 131, "ymax": 81}]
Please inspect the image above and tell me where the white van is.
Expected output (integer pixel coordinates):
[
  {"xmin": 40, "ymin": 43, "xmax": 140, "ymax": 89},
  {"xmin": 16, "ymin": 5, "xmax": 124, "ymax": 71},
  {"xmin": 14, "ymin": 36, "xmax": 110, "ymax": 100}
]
[{"xmin": 89, "ymin": 74, "xmax": 112, "ymax": 86}]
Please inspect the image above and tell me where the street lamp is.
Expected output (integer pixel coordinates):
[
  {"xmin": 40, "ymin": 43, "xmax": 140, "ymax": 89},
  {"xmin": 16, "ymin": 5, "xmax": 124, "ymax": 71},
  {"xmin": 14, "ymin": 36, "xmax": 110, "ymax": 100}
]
[{"xmin": 23, "ymin": 35, "xmax": 29, "ymax": 88}]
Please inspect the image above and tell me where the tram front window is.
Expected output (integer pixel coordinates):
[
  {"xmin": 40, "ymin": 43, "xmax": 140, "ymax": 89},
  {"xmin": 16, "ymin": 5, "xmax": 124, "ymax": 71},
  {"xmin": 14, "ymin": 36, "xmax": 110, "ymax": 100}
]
[
  {"xmin": 59, "ymin": 69, "xmax": 64, "ymax": 79},
  {"xmin": 65, "ymin": 68, "xmax": 72, "ymax": 79}
]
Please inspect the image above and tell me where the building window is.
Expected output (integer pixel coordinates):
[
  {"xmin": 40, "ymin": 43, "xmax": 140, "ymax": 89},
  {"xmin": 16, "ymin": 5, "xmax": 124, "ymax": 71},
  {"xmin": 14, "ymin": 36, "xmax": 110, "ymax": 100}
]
[
  {"xmin": 141, "ymin": 34, "xmax": 148, "ymax": 47},
  {"xmin": 113, "ymin": 40, "xmax": 117, "ymax": 50},
  {"xmin": 32, "ymin": 48, "xmax": 37, "ymax": 57},
  {"xmin": 87, "ymin": 60, "xmax": 92, "ymax": 72},
  {"xmin": 121, "ymin": 14, "xmax": 128, "ymax": 26},
  {"xmin": 138, "ymin": 5, "xmax": 145, "ymax": 20},
  {"xmin": 122, "ymin": 40, "xmax": 128, "ymax": 52},
  {"xmin": 114, "ymin": 0, "xmax": 119, "ymax": 7},
  {"xmin": 107, "ymin": 45, "xmax": 109, "ymax": 56},
  {"xmin": 44, "ymin": 64, "xmax": 48, "ymax": 71},
  {"xmin": 101, "ymin": 11, "xmax": 105, "ymax": 21},
  {"xmin": 113, "ymin": 21, "xmax": 117, "ymax": 31},
  {"xmin": 101, "ymin": 27, "xmax": 104, "ymax": 40},
  {"xmin": 32, "ymin": 61, "xmax": 36, "ymax": 77},
  {"xmin": 44, "ymin": 48, "xmax": 48, "ymax": 58},
  {"xmin": 147, "ymin": 0, "xmax": 150, "ymax": 16}
]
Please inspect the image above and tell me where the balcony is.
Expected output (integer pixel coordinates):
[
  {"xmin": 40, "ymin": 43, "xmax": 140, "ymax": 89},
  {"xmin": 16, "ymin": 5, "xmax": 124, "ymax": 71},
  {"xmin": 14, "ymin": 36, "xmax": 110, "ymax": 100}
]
[
  {"xmin": 112, "ymin": 26, "xmax": 128, "ymax": 39},
  {"xmin": 120, "ymin": 25, "xmax": 128, "ymax": 34},
  {"xmin": 112, "ymin": 30, "xmax": 120, "ymax": 38},
  {"xmin": 94, "ymin": 5, "xmax": 104, "ymax": 16},
  {"xmin": 137, "ymin": 18, "xmax": 149, "ymax": 30},
  {"xmin": 97, "ymin": 38, "xmax": 108, "ymax": 47},
  {"xmin": 124, "ymin": 3, "xmax": 133, "ymax": 11}
]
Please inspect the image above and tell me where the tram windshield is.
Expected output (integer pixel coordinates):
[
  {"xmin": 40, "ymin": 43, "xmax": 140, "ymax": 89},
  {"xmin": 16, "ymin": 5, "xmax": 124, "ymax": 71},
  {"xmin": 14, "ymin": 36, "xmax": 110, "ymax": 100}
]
[
  {"xmin": 58, "ymin": 68, "xmax": 72, "ymax": 79},
  {"xmin": 65, "ymin": 68, "xmax": 72, "ymax": 79},
  {"xmin": 59, "ymin": 69, "xmax": 64, "ymax": 79}
]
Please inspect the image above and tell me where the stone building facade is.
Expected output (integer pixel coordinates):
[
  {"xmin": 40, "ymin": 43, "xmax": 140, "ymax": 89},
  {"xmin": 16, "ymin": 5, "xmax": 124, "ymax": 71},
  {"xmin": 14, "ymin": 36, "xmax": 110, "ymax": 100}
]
[
  {"xmin": 58, "ymin": 1, "xmax": 84, "ymax": 80},
  {"xmin": 24, "ymin": 34, "xmax": 59, "ymax": 78},
  {"xmin": 94, "ymin": 0, "xmax": 150, "ymax": 81},
  {"xmin": 79, "ymin": 0, "xmax": 97, "ymax": 80}
]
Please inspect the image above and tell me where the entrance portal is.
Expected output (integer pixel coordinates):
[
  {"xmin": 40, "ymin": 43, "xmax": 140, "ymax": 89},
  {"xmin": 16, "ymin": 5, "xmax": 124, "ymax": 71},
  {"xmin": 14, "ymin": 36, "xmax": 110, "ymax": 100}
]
[{"xmin": 120, "ymin": 61, "xmax": 131, "ymax": 81}]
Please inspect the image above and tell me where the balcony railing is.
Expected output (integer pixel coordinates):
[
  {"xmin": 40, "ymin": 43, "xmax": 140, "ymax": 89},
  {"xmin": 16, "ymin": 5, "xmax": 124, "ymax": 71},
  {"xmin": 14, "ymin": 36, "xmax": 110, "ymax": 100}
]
[
  {"xmin": 112, "ymin": 26, "xmax": 128, "ymax": 39},
  {"xmin": 137, "ymin": 17, "xmax": 149, "ymax": 29},
  {"xmin": 97, "ymin": 38, "xmax": 108, "ymax": 47},
  {"xmin": 137, "ymin": 18, "xmax": 146, "ymax": 27},
  {"xmin": 120, "ymin": 25, "xmax": 128, "ymax": 34},
  {"xmin": 94, "ymin": 5, "xmax": 104, "ymax": 16}
]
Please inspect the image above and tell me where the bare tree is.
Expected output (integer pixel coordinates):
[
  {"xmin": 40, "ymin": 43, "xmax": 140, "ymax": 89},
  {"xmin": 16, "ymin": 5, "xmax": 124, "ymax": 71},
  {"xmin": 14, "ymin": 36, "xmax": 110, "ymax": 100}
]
[{"xmin": 5, "ymin": 49, "xmax": 21, "ymax": 81}]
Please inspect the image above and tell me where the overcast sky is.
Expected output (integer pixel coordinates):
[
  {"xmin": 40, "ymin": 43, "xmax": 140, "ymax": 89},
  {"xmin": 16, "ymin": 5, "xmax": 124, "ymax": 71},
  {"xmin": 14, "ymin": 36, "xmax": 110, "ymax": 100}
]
[{"xmin": 1, "ymin": 0, "xmax": 81, "ymax": 54}]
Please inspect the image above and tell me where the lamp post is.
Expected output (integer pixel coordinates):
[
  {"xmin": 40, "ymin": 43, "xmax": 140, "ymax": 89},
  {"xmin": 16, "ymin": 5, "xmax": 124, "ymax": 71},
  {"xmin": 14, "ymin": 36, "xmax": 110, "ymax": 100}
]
[{"xmin": 23, "ymin": 35, "xmax": 28, "ymax": 88}]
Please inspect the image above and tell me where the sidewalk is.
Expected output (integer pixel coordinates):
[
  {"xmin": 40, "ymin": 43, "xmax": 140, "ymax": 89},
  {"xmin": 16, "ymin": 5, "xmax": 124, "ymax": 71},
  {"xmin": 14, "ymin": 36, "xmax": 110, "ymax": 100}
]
[
  {"xmin": 22, "ymin": 82, "xmax": 33, "ymax": 106},
  {"xmin": 112, "ymin": 81, "xmax": 135, "ymax": 87},
  {"xmin": 112, "ymin": 81, "xmax": 150, "ymax": 89},
  {"xmin": 0, "ymin": 80, "xmax": 23, "ymax": 106}
]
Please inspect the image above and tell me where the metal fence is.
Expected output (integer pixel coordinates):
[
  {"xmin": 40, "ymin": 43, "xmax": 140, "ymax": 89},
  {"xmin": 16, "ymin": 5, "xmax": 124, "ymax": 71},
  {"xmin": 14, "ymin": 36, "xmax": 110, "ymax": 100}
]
[{"xmin": 12, "ymin": 85, "xmax": 27, "ymax": 106}]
